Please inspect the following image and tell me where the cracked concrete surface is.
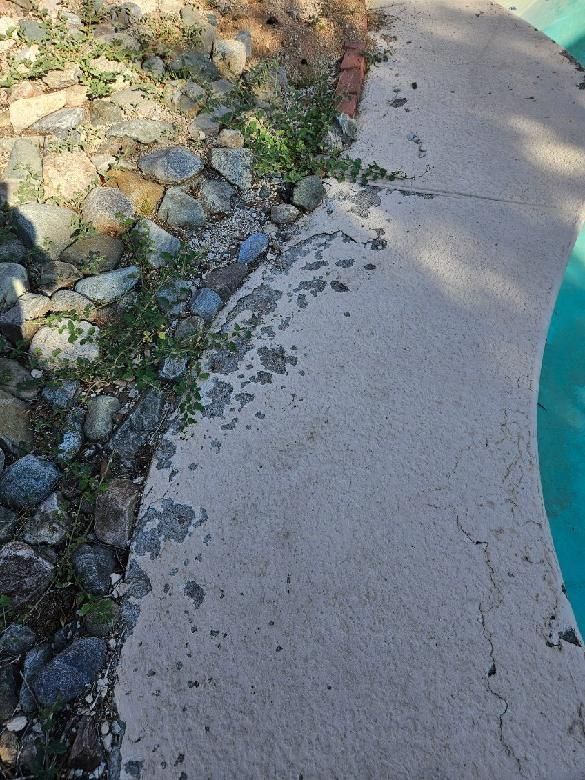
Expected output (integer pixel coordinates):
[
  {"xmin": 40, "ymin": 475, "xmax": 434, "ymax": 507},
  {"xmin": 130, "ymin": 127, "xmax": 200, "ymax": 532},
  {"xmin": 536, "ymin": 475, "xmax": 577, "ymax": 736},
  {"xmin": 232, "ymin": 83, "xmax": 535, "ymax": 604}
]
[{"xmin": 115, "ymin": 1, "xmax": 585, "ymax": 777}]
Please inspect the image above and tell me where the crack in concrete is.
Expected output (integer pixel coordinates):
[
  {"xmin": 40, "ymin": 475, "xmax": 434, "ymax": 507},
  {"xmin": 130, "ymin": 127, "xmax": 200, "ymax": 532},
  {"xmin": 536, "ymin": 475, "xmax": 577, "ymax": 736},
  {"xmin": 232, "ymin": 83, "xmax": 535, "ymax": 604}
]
[{"xmin": 454, "ymin": 512, "xmax": 521, "ymax": 771}]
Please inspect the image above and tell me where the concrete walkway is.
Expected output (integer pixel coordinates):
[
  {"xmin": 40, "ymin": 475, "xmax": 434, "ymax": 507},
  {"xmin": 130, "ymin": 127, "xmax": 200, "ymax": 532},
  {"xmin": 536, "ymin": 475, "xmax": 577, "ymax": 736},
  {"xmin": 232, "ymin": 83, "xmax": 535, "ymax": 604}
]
[{"xmin": 115, "ymin": 1, "xmax": 585, "ymax": 777}]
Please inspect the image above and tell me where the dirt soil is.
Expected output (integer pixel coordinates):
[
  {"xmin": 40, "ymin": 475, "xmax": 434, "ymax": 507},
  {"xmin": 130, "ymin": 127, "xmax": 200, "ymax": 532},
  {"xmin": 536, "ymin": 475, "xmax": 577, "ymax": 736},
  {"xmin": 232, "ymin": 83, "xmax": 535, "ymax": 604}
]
[{"xmin": 217, "ymin": 0, "xmax": 367, "ymax": 81}]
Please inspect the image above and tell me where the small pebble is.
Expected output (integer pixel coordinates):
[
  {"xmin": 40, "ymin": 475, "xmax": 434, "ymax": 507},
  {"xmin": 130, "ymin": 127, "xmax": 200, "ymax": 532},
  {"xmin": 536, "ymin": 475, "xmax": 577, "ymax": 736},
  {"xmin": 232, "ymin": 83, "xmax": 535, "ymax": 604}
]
[{"xmin": 6, "ymin": 715, "xmax": 27, "ymax": 732}]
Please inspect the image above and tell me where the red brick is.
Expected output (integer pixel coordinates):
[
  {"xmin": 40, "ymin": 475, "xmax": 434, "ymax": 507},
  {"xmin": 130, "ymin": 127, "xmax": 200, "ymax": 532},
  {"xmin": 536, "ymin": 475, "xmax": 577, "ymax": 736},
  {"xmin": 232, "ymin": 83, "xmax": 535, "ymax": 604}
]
[
  {"xmin": 341, "ymin": 50, "xmax": 366, "ymax": 77},
  {"xmin": 336, "ymin": 67, "xmax": 363, "ymax": 97},
  {"xmin": 337, "ymin": 94, "xmax": 358, "ymax": 117}
]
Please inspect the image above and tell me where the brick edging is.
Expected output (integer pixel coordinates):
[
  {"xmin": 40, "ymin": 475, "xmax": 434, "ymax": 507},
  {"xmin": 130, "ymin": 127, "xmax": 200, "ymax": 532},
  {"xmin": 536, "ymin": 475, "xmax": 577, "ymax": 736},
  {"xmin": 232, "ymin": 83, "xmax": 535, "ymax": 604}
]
[{"xmin": 336, "ymin": 32, "xmax": 368, "ymax": 118}]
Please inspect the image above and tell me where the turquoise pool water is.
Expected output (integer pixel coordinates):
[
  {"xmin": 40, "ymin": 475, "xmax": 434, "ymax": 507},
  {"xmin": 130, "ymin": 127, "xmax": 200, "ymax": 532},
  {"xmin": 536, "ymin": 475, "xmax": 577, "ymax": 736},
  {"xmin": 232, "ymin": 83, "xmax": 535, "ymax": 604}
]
[
  {"xmin": 513, "ymin": 0, "xmax": 585, "ymax": 628},
  {"xmin": 512, "ymin": 0, "xmax": 585, "ymax": 61}
]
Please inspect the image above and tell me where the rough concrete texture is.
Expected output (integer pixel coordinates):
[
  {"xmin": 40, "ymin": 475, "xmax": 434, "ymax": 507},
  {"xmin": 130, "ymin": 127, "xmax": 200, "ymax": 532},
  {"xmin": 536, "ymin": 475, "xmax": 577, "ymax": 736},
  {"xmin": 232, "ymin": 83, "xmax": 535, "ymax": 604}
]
[{"xmin": 115, "ymin": 1, "xmax": 585, "ymax": 777}]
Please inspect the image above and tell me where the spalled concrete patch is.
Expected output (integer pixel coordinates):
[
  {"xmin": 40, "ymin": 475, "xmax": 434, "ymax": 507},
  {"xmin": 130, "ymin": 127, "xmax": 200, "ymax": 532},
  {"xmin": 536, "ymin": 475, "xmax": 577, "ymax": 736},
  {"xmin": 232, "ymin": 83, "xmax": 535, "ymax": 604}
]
[{"xmin": 115, "ymin": 1, "xmax": 585, "ymax": 777}]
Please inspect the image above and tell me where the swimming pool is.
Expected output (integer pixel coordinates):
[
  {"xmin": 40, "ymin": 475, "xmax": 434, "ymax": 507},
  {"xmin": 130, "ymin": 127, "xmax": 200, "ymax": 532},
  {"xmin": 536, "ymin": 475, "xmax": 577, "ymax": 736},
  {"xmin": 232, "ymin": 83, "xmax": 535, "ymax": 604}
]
[{"xmin": 509, "ymin": 0, "xmax": 585, "ymax": 629}]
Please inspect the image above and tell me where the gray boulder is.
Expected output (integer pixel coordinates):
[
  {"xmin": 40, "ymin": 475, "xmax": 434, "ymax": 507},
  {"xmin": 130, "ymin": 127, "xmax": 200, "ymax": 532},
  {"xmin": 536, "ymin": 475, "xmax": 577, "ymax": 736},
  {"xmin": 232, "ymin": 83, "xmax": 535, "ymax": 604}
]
[
  {"xmin": 0, "ymin": 357, "xmax": 38, "ymax": 400},
  {"xmin": 22, "ymin": 492, "xmax": 68, "ymax": 546},
  {"xmin": 199, "ymin": 179, "xmax": 235, "ymax": 215},
  {"xmin": 292, "ymin": 175, "xmax": 325, "ymax": 211},
  {"xmin": 75, "ymin": 266, "xmax": 139, "ymax": 304},
  {"xmin": 82, "ymin": 188, "xmax": 135, "ymax": 234},
  {"xmin": 41, "ymin": 380, "xmax": 78, "ymax": 409},
  {"xmin": 30, "ymin": 320, "xmax": 100, "ymax": 368},
  {"xmin": 30, "ymin": 107, "xmax": 85, "ymax": 136},
  {"xmin": 212, "ymin": 38, "xmax": 247, "ymax": 77},
  {"xmin": 158, "ymin": 188, "xmax": 206, "ymax": 230},
  {"xmin": 108, "ymin": 119, "xmax": 173, "ymax": 144},
  {"xmin": 0, "ymin": 542, "xmax": 55, "ymax": 606},
  {"xmin": 168, "ymin": 50, "xmax": 220, "ymax": 81},
  {"xmin": 155, "ymin": 278, "xmax": 191, "ymax": 316},
  {"xmin": 12, "ymin": 203, "xmax": 76, "ymax": 259},
  {"xmin": 191, "ymin": 287, "xmax": 222, "ymax": 321},
  {"xmin": 210, "ymin": 148, "xmax": 253, "ymax": 189},
  {"xmin": 94, "ymin": 478, "xmax": 140, "ymax": 547},
  {"xmin": 0, "ymin": 389, "xmax": 32, "ymax": 455},
  {"xmin": 0, "ymin": 456, "xmax": 60, "ymax": 510},
  {"xmin": 61, "ymin": 235, "xmax": 124, "ymax": 274},
  {"xmin": 270, "ymin": 203, "xmax": 300, "ymax": 224},
  {"xmin": 0, "ymin": 624, "xmax": 36, "ymax": 657},
  {"xmin": 132, "ymin": 219, "xmax": 180, "ymax": 268},
  {"xmin": 32, "ymin": 637, "xmax": 107, "ymax": 706},
  {"xmin": 84, "ymin": 395, "xmax": 120, "ymax": 441},
  {"xmin": 72, "ymin": 544, "xmax": 116, "ymax": 595},
  {"xmin": 0, "ymin": 263, "xmax": 28, "ymax": 311},
  {"xmin": 138, "ymin": 146, "xmax": 204, "ymax": 184},
  {"xmin": 110, "ymin": 391, "xmax": 164, "ymax": 469},
  {"xmin": 33, "ymin": 260, "xmax": 82, "ymax": 296}
]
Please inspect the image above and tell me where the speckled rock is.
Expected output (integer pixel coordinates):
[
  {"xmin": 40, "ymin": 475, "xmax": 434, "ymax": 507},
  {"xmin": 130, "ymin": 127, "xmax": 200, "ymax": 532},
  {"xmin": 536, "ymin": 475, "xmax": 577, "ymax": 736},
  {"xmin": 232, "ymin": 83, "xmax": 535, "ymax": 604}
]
[
  {"xmin": 138, "ymin": 146, "xmax": 204, "ymax": 184},
  {"xmin": 82, "ymin": 187, "xmax": 135, "ymax": 235},
  {"xmin": 204, "ymin": 263, "xmax": 248, "ymax": 301},
  {"xmin": 0, "ymin": 624, "xmax": 37, "ymax": 657},
  {"xmin": 109, "ymin": 391, "xmax": 164, "ymax": 469},
  {"xmin": 158, "ymin": 188, "xmax": 206, "ymax": 230},
  {"xmin": 0, "ymin": 542, "xmax": 55, "ymax": 605},
  {"xmin": 61, "ymin": 235, "xmax": 124, "ymax": 275},
  {"xmin": 0, "ymin": 263, "xmax": 28, "ymax": 311},
  {"xmin": 22, "ymin": 492, "xmax": 68, "ymax": 546},
  {"xmin": 12, "ymin": 203, "xmax": 76, "ymax": 260},
  {"xmin": 159, "ymin": 355, "xmax": 187, "ymax": 380},
  {"xmin": 72, "ymin": 544, "xmax": 116, "ymax": 595},
  {"xmin": 217, "ymin": 128, "xmax": 244, "ymax": 148},
  {"xmin": 48, "ymin": 289, "xmax": 97, "ymax": 320},
  {"xmin": 292, "ymin": 175, "xmax": 325, "ymax": 211},
  {"xmin": 30, "ymin": 320, "xmax": 100, "ymax": 368},
  {"xmin": 108, "ymin": 119, "xmax": 173, "ymax": 144},
  {"xmin": 191, "ymin": 287, "xmax": 222, "ymax": 321},
  {"xmin": 94, "ymin": 478, "xmax": 140, "ymax": 547},
  {"xmin": 0, "ymin": 357, "xmax": 37, "ymax": 400},
  {"xmin": 212, "ymin": 38, "xmax": 247, "ymax": 76},
  {"xmin": 30, "ymin": 107, "xmax": 85, "ymax": 135},
  {"xmin": 33, "ymin": 260, "xmax": 83, "ymax": 296},
  {"xmin": 199, "ymin": 179, "xmax": 235, "ymax": 215},
  {"xmin": 41, "ymin": 380, "xmax": 78, "ymax": 409},
  {"xmin": 32, "ymin": 637, "xmax": 107, "ymax": 706},
  {"xmin": 132, "ymin": 219, "xmax": 180, "ymax": 268},
  {"xmin": 0, "ymin": 389, "xmax": 32, "ymax": 455},
  {"xmin": 84, "ymin": 395, "xmax": 120, "ymax": 441},
  {"xmin": 270, "ymin": 203, "xmax": 300, "ymax": 225},
  {"xmin": 238, "ymin": 232, "xmax": 269, "ymax": 264},
  {"xmin": 0, "ymin": 456, "xmax": 60, "ymax": 510},
  {"xmin": 210, "ymin": 148, "xmax": 253, "ymax": 189},
  {"xmin": 75, "ymin": 266, "xmax": 139, "ymax": 304}
]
